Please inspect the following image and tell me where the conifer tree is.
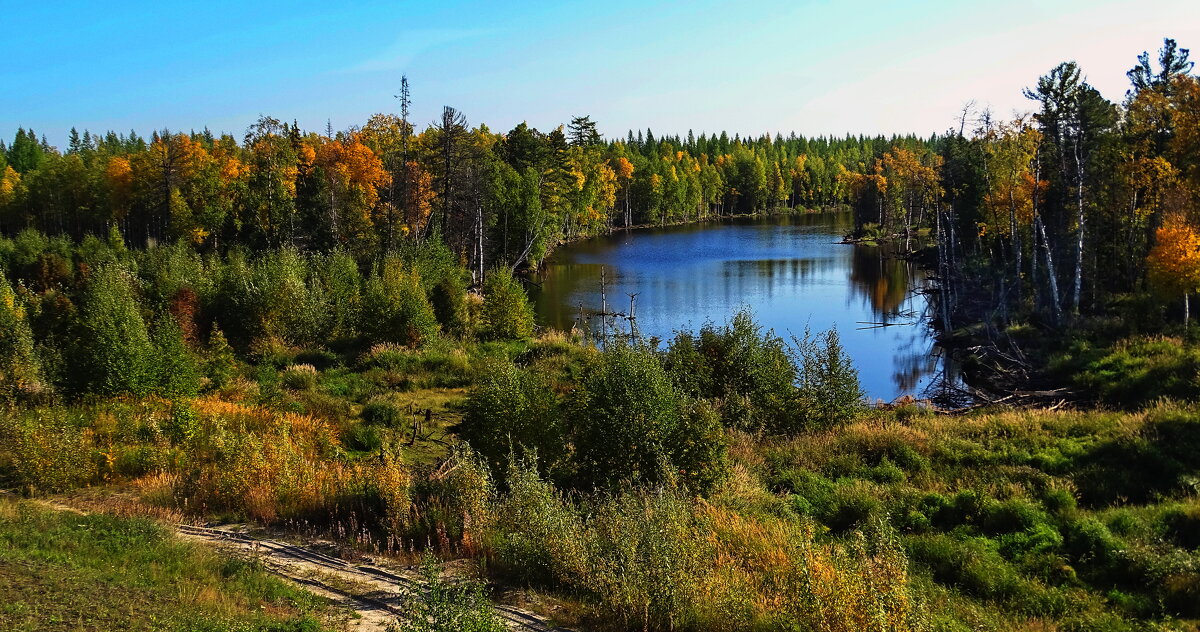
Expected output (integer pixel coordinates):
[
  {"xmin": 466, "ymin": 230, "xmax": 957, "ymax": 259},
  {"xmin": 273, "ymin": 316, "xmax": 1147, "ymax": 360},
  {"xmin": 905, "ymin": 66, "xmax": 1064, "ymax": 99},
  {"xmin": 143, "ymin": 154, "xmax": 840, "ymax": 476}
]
[{"xmin": 74, "ymin": 265, "xmax": 157, "ymax": 396}]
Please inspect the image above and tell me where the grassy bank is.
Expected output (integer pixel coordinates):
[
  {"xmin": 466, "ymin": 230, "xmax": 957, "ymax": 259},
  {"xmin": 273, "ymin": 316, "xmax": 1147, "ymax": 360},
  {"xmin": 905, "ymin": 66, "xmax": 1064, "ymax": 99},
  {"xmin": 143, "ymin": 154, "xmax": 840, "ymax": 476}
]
[
  {"xmin": 3, "ymin": 322, "xmax": 1199, "ymax": 630},
  {"xmin": 0, "ymin": 495, "xmax": 336, "ymax": 632}
]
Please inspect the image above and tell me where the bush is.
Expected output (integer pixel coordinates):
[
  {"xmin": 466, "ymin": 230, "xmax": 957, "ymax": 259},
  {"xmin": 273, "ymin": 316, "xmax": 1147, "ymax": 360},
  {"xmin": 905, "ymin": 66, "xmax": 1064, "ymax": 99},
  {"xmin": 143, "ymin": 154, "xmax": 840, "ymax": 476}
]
[
  {"xmin": 0, "ymin": 271, "xmax": 44, "ymax": 399},
  {"xmin": 478, "ymin": 267, "xmax": 534, "ymax": 341},
  {"xmin": 360, "ymin": 399, "xmax": 405, "ymax": 428},
  {"xmin": 430, "ymin": 267, "xmax": 472, "ymax": 339},
  {"xmin": 205, "ymin": 325, "xmax": 239, "ymax": 389},
  {"xmin": 312, "ymin": 248, "xmax": 362, "ymax": 340},
  {"xmin": 361, "ymin": 257, "xmax": 439, "ymax": 346},
  {"xmin": 343, "ymin": 423, "xmax": 383, "ymax": 453},
  {"xmin": 395, "ymin": 556, "xmax": 506, "ymax": 632},
  {"xmin": 460, "ymin": 360, "xmax": 565, "ymax": 477},
  {"xmin": 0, "ymin": 409, "xmax": 98, "ymax": 492},
  {"xmin": 663, "ymin": 310, "xmax": 796, "ymax": 434},
  {"xmin": 408, "ymin": 446, "xmax": 494, "ymax": 550},
  {"xmin": 151, "ymin": 312, "xmax": 201, "ymax": 397},
  {"xmin": 281, "ymin": 363, "xmax": 319, "ymax": 391},
  {"xmin": 490, "ymin": 457, "xmax": 587, "ymax": 585},
  {"xmin": 795, "ymin": 327, "xmax": 864, "ymax": 430},
  {"xmin": 572, "ymin": 345, "xmax": 717, "ymax": 490}
]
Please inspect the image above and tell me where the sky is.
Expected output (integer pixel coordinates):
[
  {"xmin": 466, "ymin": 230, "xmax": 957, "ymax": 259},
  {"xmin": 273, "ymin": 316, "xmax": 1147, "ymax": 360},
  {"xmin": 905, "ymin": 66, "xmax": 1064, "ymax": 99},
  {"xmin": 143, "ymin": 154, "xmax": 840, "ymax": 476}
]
[{"xmin": 2, "ymin": 0, "xmax": 1199, "ymax": 148}]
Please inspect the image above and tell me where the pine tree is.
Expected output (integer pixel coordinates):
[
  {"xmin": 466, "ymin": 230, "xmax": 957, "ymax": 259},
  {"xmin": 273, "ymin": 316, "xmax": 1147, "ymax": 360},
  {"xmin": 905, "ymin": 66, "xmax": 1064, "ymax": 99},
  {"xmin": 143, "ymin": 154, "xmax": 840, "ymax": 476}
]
[
  {"xmin": 206, "ymin": 325, "xmax": 239, "ymax": 389},
  {"xmin": 152, "ymin": 313, "xmax": 200, "ymax": 397}
]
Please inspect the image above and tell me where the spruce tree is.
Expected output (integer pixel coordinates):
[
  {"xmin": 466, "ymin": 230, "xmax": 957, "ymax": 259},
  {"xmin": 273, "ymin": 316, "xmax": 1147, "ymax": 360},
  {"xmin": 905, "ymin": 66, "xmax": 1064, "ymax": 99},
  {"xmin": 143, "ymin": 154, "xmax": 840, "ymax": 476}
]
[
  {"xmin": 152, "ymin": 313, "xmax": 200, "ymax": 397},
  {"xmin": 74, "ymin": 265, "xmax": 156, "ymax": 396}
]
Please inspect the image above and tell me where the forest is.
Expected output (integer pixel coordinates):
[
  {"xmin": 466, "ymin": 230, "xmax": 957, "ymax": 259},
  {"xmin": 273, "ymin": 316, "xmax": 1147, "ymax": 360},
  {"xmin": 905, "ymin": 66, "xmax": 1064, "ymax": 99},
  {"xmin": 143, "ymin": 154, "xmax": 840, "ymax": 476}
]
[{"xmin": 0, "ymin": 37, "xmax": 1199, "ymax": 632}]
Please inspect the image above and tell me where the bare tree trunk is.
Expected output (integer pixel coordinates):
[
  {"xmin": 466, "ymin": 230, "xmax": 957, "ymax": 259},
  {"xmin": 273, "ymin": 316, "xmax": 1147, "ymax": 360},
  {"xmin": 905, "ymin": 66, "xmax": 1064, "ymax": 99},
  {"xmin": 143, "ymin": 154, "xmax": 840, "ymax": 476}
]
[
  {"xmin": 1009, "ymin": 187, "xmax": 1022, "ymax": 305},
  {"xmin": 1037, "ymin": 214, "xmax": 1062, "ymax": 324},
  {"xmin": 1072, "ymin": 139, "xmax": 1085, "ymax": 315},
  {"xmin": 937, "ymin": 206, "xmax": 952, "ymax": 332}
]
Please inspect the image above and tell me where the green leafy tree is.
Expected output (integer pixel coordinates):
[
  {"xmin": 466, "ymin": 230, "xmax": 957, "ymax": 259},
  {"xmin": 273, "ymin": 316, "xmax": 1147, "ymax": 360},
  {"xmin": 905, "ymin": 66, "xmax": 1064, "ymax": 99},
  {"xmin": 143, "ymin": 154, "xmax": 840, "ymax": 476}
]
[
  {"xmin": 205, "ymin": 324, "xmax": 239, "ymax": 389},
  {"xmin": 573, "ymin": 345, "xmax": 689, "ymax": 489},
  {"xmin": 0, "ymin": 272, "xmax": 44, "ymax": 399},
  {"xmin": 663, "ymin": 310, "xmax": 796, "ymax": 434},
  {"xmin": 430, "ymin": 266, "xmax": 471, "ymax": 339},
  {"xmin": 151, "ymin": 313, "xmax": 200, "ymax": 397}
]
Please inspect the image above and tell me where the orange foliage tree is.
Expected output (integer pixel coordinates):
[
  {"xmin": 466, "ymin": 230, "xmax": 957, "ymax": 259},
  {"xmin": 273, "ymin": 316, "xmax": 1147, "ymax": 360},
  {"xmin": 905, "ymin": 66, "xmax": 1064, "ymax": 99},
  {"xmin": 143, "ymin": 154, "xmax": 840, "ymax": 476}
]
[{"xmin": 1147, "ymin": 215, "xmax": 1200, "ymax": 324}]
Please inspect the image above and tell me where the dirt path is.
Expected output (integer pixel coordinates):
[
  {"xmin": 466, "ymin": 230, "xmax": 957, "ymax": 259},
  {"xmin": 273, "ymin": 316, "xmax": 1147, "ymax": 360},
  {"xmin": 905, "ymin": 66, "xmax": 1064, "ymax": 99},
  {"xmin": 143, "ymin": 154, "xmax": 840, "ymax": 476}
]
[
  {"xmin": 174, "ymin": 523, "xmax": 566, "ymax": 632},
  {"xmin": 1, "ymin": 492, "xmax": 566, "ymax": 632}
]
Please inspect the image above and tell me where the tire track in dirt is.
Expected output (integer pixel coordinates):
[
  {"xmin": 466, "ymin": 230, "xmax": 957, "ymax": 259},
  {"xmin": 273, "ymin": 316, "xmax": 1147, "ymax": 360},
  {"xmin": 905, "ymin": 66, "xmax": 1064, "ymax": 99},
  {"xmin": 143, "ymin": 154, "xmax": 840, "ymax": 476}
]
[{"xmin": 175, "ymin": 523, "xmax": 565, "ymax": 632}]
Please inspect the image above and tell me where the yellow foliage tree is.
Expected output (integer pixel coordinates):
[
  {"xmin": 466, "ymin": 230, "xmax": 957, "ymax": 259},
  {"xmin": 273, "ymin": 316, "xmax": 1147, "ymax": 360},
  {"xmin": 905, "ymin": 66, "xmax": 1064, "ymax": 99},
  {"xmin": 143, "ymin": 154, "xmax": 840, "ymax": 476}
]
[{"xmin": 1147, "ymin": 215, "xmax": 1200, "ymax": 325}]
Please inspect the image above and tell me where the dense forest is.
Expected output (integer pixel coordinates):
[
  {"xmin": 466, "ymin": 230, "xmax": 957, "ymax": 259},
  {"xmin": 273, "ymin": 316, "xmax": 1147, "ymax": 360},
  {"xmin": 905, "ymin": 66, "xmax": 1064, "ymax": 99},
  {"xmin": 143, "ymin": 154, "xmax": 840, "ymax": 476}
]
[
  {"xmin": 2, "ymin": 37, "xmax": 1200, "ymax": 632},
  {"xmin": 0, "ymin": 80, "xmax": 928, "ymax": 275}
]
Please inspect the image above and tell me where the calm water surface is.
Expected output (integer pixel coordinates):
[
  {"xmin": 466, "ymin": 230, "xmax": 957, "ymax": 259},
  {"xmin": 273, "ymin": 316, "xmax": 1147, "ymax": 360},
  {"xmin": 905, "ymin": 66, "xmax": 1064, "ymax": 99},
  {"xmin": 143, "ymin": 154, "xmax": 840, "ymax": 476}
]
[{"xmin": 530, "ymin": 212, "xmax": 956, "ymax": 402}]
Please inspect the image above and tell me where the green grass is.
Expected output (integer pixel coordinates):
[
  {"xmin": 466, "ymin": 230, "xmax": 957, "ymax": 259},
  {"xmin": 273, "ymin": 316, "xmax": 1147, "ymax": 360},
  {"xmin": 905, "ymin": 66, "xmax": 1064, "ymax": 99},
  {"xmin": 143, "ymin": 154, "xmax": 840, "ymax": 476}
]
[
  {"xmin": 748, "ymin": 402, "xmax": 1200, "ymax": 630},
  {"xmin": 0, "ymin": 496, "xmax": 336, "ymax": 632}
]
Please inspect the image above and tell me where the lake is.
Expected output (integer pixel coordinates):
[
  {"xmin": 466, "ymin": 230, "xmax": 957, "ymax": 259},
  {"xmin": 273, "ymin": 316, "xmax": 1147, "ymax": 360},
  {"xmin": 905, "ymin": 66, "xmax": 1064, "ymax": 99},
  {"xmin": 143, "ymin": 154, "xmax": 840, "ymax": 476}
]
[{"xmin": 529, "ymin": 211, "xmax": 958, "ymax": 402}]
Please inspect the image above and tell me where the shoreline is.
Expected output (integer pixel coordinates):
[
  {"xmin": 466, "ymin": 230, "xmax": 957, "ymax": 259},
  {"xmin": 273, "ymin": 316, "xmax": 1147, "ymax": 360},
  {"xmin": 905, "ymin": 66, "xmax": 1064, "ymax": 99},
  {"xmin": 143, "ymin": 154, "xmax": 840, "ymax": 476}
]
[{"xmin": 519, "ymin": 204, "xmax": 844, "ymax": 275}]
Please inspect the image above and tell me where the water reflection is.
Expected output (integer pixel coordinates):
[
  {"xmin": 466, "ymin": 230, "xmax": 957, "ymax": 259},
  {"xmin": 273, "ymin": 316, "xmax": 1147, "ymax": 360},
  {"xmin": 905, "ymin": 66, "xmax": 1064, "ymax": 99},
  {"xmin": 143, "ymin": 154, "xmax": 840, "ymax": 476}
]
[{"xmin": 531, "ymin": 212, "xmax": 955, "ymax": 401}]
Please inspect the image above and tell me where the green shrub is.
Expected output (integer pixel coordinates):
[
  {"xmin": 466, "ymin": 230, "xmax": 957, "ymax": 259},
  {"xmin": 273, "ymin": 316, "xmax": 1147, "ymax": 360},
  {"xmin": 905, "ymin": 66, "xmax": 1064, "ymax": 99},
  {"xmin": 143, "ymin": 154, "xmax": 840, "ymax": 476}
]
[
  {"xmin": 572, "ymin": 345, "xmax": 727, "ymax": 491},
  {"xmin": 430, "ymin": 267, "xmax": 471, "ymax": 339},
  {"xmin": 0, "ymin": 271, "xmax": 44, "ymax": 399},
  {"xmin": 581, "ymin": 485, "xmax": 710, "ymax": 630},
  {"xmin": 478, "ymin": 267, "xmax": 534, "ymax": 341},
  {"xmin": 981, "ymin": 498, "xmax": 1047, "ymax": 535},
  {"xmin": 361, "ymin": 257, "xmax": 439, "ymax": 346},
  {"xmin": 360, "ymin": 399, "xmax": 405, "ymax": 428},
  {"xmin": 781, "ymin": 469, "xmax": 839, "ymax": 517},
  {"xmin": 1064, "ymin": 517, "xmax": 1121, "ymax": 568},
  {"xmin": 490, "ymin": 457, "xmax": 587, "ymax": 585},
  {"xmin": 795, "ymin": 326, "xmax": 864, "ymax": 430},
  {"xmin": 460, "ymin": 360, "xmax": 565, "ymax": 477},
  {"xmin": 205, "ymin": 325, "xmax": 239, "ymax": 389},
  {"xmin": 312, "ymin": 248, "xmax": 362, "ymax": 340},
  {"xmin": 163, "ymin": 402, "xmax": 200, "ymax": 443},
  {"xmin": 663, "ymin": 310, "xmax": 796, "ymax": 434},
  {"xmin": 152, "ymin": 313, "xmax": 201, "ymax": 397},
  {"xmin": 281, "ymin": 364, "xmax": 319, "ymax": 391},
  {"xmin": 343, "ymin": 423, "xmax": 383, "ymax": 453},
  {"xmin": 395, "ymin": 556, "xmax": 506, "ymax": 632},
  {"xmin": 408, "ymin": 447, "xmax": 493, "ymax": 547},
  {"xmin": 672, "ymin": 401, "xmax": 730, "ymax": 495},
  {"xmin": 0, "ymin": 409, "xmax": 98, "ymax": 492}
]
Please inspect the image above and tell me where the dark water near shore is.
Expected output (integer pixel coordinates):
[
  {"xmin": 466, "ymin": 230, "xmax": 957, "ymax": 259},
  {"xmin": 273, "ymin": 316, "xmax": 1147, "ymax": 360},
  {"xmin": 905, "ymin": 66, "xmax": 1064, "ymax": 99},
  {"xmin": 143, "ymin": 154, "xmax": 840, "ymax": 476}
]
[{"xmin": 529, "ymin": 211, "xmax": 958, "ymax": 402}]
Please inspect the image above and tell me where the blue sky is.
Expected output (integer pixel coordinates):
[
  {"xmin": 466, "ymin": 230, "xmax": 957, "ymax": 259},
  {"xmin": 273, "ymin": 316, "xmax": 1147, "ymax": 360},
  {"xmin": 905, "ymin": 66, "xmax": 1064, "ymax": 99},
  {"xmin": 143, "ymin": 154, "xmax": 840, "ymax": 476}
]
[{"xmin": 2, "ymin": 0, "xmax": 1198, "ymax": 147}]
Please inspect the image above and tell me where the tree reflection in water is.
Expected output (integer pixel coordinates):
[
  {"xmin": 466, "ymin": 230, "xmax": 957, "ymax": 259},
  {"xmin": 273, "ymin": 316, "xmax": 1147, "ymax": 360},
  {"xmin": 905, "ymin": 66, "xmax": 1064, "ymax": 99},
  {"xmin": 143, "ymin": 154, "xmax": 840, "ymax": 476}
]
[{"xmin": 531, "ymin": 212, "xmax": 962, "ymax": 402}]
